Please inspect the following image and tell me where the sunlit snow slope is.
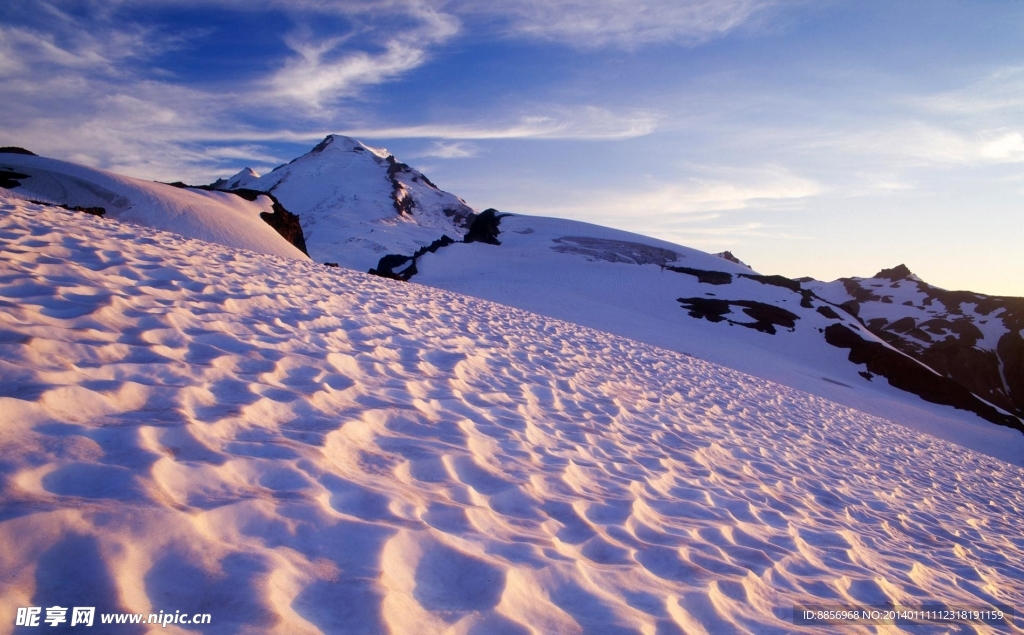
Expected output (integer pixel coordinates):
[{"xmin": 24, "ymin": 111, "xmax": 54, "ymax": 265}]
[
  {"xmin": 0, "ymin": 151, "xmax": 307, "ymax": 261},
  {"xmin": 1, "ymin": 202, "xmax": 1022, "ymax": 634},
  {"xmin": 213, "ymin": 136, "xmax": 1024, "ymax": 454},
  {"xmin": 411, "ymin": 214, "xmax": 1024, "ymax": 464}
]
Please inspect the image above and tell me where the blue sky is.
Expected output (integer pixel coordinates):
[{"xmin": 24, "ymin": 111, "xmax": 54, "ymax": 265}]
[{"xmin": 2, "ymin": 1, "xmax": 1023, "ymax": 295}]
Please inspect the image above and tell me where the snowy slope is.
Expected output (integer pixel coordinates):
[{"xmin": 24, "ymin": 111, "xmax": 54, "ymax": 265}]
[
  {"xmin": 1, "ymin": 201, "xmax": 1022, "ymax": 634},
  {"xmin": 405, "ymin": 213, "xmax": 1024, "ymax": 459},
  {"xmin": 212, "ymin": 167, "xmax": 261, "ymax": 191},
  {"xmin": 209, "ymin": 137, "xmax": 1024, "ymax": 453},
  {"xmin": 233, "ymin": 135, "xmax": 476, "ymax": 271},
  {"xmin": 0, "ymin": 151, "xmax": 307, "ymax": 261},
  {"xmin": 6, "ymin": 140, "xmax": 1019, "ymax": 458},
  {"xmin": 807, "ymin": 265, "xmax": 1024, "ymax": 420}
]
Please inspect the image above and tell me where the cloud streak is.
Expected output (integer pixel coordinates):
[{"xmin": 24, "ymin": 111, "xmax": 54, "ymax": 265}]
[
  {"xmin": 267, "ymin": 3, "xmax": 459, "ymax": 110},
  {"xmin": 337, "ymin": 107, "xmax": 659, "ymax": 141},
  {"xmin": 526, "ymin": 165, "xmax": 820, "ymax": 220},
  {"xmin": 458, "ymin": 0, "xmax": 792, "ymax": 48}
]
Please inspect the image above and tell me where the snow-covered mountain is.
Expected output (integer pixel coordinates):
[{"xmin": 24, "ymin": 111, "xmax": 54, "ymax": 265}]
[
  {"xmin": 402, "ymin": 214, "xmax": 1023, "ymax": 447},
  {"xmin": 2, "ymin": 201, "xmax": 1021, "ymax": 633},
  {"xmin": 807, "ymin": 264, "xmax": 1024, "ymax": 420},
  {"xmin": 4, "ymin": 138, "xmax": 1022, "ymax": 460},
  {"xmin": 0, "ymin": 148, "xmax": 308, "ymax": 261},
  {"xmin": 217, "ymin": 135, "xmax": 476, "ymax": 271}
]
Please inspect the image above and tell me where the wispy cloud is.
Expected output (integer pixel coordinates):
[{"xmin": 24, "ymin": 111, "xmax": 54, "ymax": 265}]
[
  {"xmin": 911, "ymin": 66, "xmax": 1024, "ymax": 116},
  {"xmin": 797, "ymin": 123, "xmax": 1024, "ymax": 169},
  {"xmin": 528, "ymin": 165, "xmax": 820, "ymax": 219},
  {"xmin": 339, "ymin": 107, "xmax": 659, "ymax": 140},
  {"xmin": 267, "ymin": 3, "xmax": 459, "ymax": 110},
  {"xmin": 414, "ymin": 141, "xmax": 481, "ymax": 159},
  {"xmin": 459, "ymin": 0, "xmax": 793, "ymax": 48},
  {"xmin": 270, "ymin": 38, "xmax": 427, "ymax": 107}
]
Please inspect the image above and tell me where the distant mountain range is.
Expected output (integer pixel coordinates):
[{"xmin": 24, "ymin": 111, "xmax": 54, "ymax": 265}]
[
  {"xmin": 2, "ymin": 139, "xmax": 1021, "ymax": 455},
  {"xmin": 808, "ymin": 265, "xmax": 1024, "ymax": 421}
]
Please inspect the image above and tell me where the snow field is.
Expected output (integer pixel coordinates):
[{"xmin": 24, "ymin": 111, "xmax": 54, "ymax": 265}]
[
  {"xmin": 0, "ymin": 202, "xmax": 1022, "ymax": 634},
  {"xmin": 0, "ymin": 154, "xmax": 307, "ymax": 261}
]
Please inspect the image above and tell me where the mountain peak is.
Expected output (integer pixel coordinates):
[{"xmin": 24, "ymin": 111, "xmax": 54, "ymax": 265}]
[
  {"xmin": 310, "ymin": 134, "xmax": 389, "ymax": 159},
  {"xmin": 873, "ymin": 264, "xmax": 920, "ymax": 282},
  {"xmin": 714, "ymin": 251, "xmax": 752, "ymax": 269},
  {"xmin": 211, "ymin": 167, "xmax": 261, "ymax": 190}
]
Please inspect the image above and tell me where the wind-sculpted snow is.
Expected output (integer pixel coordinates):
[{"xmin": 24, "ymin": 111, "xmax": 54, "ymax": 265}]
[
  {"xmin": 1, "ymin": 202, "xmax": 1023, "ymax": 634},
  {"xmin": 0, "ymin": 154, "xmax": 307, "ymax": 262}
]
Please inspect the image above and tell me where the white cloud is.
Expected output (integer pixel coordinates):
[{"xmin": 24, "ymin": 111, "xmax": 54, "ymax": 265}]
[
  {"xmin": 799, "ymin": 123, "xmax": 1024, "ymax": 168},
  {"xmin": 530, "ymin": 165, "xmax": 820, "ymax": 220},
  {"xmin": 415, "ymin": 141, "xmax": 480, "ymax": 159},
  {"xmin": 339, "ymin": 107, "xmax": 659, "ymax": 140},
  {"xmin": 458, "ymin": 0, "xmax": 792, "ymax": 48},
  {"xmin": 270, "ymin": 38, "xmax": 427, "ymax": 106},
  {"xmin": 912, "ymin": 66, "xmax": 1024, "ymax": 116},
  {"xmin": 267, "ymin": 2, "xmax": 459, "ymax": 109},
  {"xmin": 979, "ymin": 131, "xmax": 1024, "ymax": 161}
]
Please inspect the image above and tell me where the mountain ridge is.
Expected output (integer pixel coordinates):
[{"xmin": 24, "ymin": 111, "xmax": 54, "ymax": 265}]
[{"xmin": 4, "ymin": 137, "xmax": 1022, "ymax": 455}]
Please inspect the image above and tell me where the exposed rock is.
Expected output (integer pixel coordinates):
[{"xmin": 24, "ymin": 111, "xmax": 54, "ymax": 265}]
[
  {"xmin": 0, "ymin": 168, "xmax": 30, "ymax": 189},
  {"xmin": 665, "ymin": 266, "xmax": 732, "ymax": 285},
  {"xmin": 816, "ymin": 305, "xmax": 841, "ymax": 320},
  {"xmin": 369, "ymin": 235, "xmax": 456, "ymax": 281},
  {"xmin": 552, "ymin": 235, "xmax": 677, "ymax": 265},
  {"xmin": 714, "ymin": 250, "xmax": 752, "ymax": 269},
  {"xmin": 0, "ymin": 147, "xmax": 37, "ymax": 156},
  {"xmin": 678, "ymin": 297, "xmax": 799, "ymax": 335},
  {"xmin": 874, "ymin": 264, "xmax": 916, "ymax": 281},
  {"xmin": 828, "ymin": 269, "xmax": 1024, "ymax": 419},
  {"xmin": 68, "ymin": 205, "xmax": 105, "ymax": 217},
  {"xmin": 227, "ymin": 189, "xmax": 309, "ymax": 257},
  {"xmin": 824, "ymin": 323, "xmax": 1022, "ymax": 430},
  {"xmin": 386, "ymin": 156, "xmax": 416, "ymax": 216},
  {"xmin": 465, "ymin": 209, "xmax": 509, "ymax": 246}
]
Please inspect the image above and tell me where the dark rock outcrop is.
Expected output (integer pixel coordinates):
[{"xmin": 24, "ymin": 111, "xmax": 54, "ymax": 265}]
[
  {"xmin": 678, "ymin": 297, "xmax": 799, "ymax": 335},
  {"xmin": 226, "ymin": 189, "xmax": 309, "ymax": 257},
  {"xmin": 834, "ymin": 265, "xmax": 1024, "ymax": 419},
  {"xmin": 0, "ymin": 168, "xmax": 30, "ymax": 189},
  {"xmin": 369, "ymin": 235, "xmax": 457, "ymax": 281},
  {"xmin": 368, "ymin": 208, "xmax": 509, "ymax": 282},
  {"xmin": 824, "ymin": 323, "xmax": 1022, "ymax": 430},
  {"xmin": 875, "ymin": 264, "xmax": 915, "ymax": 281},
  {"xmin": 714, "ymin": 250, "xmax": 752, "ymax": 268},
  {"xmin": 0, "ymin": 147, "xmax": 37, "ymax": 156},
  {"xmin": 816, "ymin": 305, "xmax": 841, "ymax": 320},
  {"xmin": 386, "ymin": 156, "xmax": 416, "ymax": 216},
  {"xmin": 464, "ymin": 209, "xmax": 508, "ymax": 246},
  {"xmin": 665, "ymin": 266, "xmax": 733, "ymax": 285}
]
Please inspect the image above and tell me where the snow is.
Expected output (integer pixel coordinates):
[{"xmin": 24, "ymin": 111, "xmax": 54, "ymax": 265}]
[
  {"xmin": 0, "ymin": 154, "xmax": 306, "ymax": 261},
  {"xmin": 6, "ymin": 145, "xmax": 1018, "ymax": 462},
  {"xmin": 2, "ymin": 201, "xmax": 1022, "ymax": 634},
  {"xmin": 411, "ymin": 214, "xmax": 1024, "ymax": 465},
  {"xmin": 217, "ymin": 167, "xmax": 262, "ymax": 190},
  {"xmin": 806, "ymin": 278, "xmax": 1003, "ymax": 347},
  {"xmin": 807, "ymin": 275, "xmax": 1015, "ymax": 378},
  {"xmin": 244, "ymin": 135, "xmax": 475, "ymax": 271}
]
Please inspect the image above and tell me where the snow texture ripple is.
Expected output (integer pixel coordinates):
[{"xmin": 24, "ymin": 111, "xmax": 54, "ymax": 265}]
[{"xmin": 0, "ymin": 203, "xmax": 1022, "ymax": 634}]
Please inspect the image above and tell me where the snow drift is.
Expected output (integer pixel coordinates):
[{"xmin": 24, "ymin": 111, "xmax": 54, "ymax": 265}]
[
  {"xmin": 0, "ymin": 150, "xmax": 307, "ymax": 261},
  {"xmin": 1, "ymin": 201, "xmax": 1021, "ymax": 634}
]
